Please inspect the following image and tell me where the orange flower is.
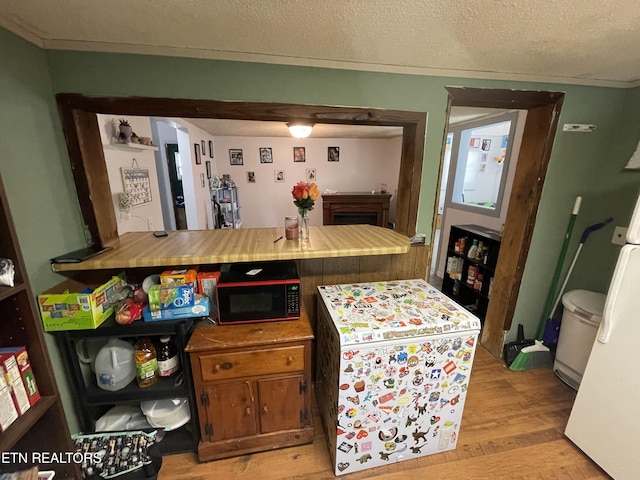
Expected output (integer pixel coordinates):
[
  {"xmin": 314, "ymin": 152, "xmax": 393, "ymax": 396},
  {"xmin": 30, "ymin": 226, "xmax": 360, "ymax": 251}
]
[{"xmin": 292, "ymin": 181, "xmax": 319, "ymax": 212}]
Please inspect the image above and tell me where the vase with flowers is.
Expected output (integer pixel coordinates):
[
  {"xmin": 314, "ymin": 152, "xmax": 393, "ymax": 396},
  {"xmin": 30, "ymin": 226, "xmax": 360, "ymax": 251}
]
[{"xmin": 291, "ymin": 181, "xmax": 319, "ymax": 240}]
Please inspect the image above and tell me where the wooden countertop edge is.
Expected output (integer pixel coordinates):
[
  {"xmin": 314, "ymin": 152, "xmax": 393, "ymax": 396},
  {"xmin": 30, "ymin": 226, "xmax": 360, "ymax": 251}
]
[{"xmin": 51, "ymin": 225, "xmax": 411, "ymax": 272}]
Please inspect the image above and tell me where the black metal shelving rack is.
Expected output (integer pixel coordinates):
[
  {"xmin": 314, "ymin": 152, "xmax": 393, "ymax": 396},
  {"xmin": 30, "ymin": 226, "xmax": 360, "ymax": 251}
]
[{"xmin": 56, "ymin": 316, "xmax": 199, "ymax": 455}]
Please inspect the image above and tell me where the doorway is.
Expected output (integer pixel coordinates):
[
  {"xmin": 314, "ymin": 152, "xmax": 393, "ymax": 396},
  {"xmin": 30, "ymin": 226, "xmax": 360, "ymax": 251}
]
[
  {"xmin": 165, "ymin": 144, "xmax": 187, "ymax": 230},
  {"xmin": 433, "ymin": 110, "xmax": 522, "ymax": 281},
  {"xmin": 438, "ymin": 87, "xmax": 564, "ymax": 356}
]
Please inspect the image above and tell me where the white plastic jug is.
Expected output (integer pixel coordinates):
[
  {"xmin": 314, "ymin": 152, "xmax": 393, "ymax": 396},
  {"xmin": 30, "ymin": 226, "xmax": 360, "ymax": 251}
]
[{"xmin": 95, "ymin": 338, "xmax": 136, "ymax": 391}]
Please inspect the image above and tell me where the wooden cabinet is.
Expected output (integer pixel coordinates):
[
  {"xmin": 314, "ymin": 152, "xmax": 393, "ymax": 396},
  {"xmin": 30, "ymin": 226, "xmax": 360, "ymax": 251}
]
[
  {"xmin": 322, "ymin": 192, "xmax": 391, "ymax": 227},
  {"xmin": 441, "ymin": 224, "xmax": 502, "ymax": 323},
  {"xmin": 186, "ymin": 311, "xmax": 314, "ymax": 462},
  {"xmin": 0, "ymin": 175, "xmax": 81, "ymax": 478}
]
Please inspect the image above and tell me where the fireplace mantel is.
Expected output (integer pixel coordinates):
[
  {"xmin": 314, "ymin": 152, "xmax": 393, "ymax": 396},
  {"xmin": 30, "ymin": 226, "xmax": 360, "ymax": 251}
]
[{"xmin": 322, "ymin": 192, "xmax": 392, "ymax": 227}]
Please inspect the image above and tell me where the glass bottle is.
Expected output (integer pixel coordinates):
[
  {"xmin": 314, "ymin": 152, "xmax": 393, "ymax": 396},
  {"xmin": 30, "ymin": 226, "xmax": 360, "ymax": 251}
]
[
  {"xmin": 134, "ymin": 337, "xmax": 158, "ymax": 388},
  {"xmin": 156, "ymin": 336, "xmax": 180, "ymax": 377},
  {"xmin": 467, "ymin": 239, "xmax": 478, "ymax": 259}
]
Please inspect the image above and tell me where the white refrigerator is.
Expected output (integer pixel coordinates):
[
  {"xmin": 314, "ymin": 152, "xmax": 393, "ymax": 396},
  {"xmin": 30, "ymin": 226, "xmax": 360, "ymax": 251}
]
[
  {"xmin": 565, "ymin": 192, "xmax": 640, "ymax": 479},
  {"xmin": 316, "ymin": 279, "xmax": 481, "ymax": 476}
]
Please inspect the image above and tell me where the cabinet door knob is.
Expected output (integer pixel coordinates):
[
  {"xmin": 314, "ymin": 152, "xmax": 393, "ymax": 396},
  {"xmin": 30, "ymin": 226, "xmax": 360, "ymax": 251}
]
[
  {"xmin": 215, "ymin": 362, "xmax": 233, "ymax": 372},
  {"xmin": 286, "ymin": 356, "xmax": 293, "ymax": 365},
  {"xmin": 245, "ymin": 407, "xmax": 252, "ymax": 416},
  {"xmin": 262, "ymin": 405, "xmax": 269, "ymax": 414}
]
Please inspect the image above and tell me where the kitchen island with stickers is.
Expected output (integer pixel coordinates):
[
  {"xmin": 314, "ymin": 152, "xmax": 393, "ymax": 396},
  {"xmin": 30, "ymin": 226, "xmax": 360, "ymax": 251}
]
[{"xmin": 315, "ymin": 279, "xmax": 481, "ymax": 475}]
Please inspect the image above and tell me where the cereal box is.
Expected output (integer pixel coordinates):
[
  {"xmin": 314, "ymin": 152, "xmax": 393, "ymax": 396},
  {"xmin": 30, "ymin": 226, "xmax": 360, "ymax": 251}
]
[{"xmin": 0, "ymin": 347, "xmax": 40, "ymax": 406}]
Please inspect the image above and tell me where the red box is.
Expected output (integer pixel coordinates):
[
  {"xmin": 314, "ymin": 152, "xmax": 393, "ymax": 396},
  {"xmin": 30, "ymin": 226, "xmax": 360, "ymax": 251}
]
[
  {"xmin": 0, "ymin": 353, "xmax": 31, "ymax": 415},
  {"xmin": 0, "ymin": 347, "xmax": 40, "ymax": 406},
  {"xmin": 0, "ymin": 375, "xmax": 18, "ymax": 432}
]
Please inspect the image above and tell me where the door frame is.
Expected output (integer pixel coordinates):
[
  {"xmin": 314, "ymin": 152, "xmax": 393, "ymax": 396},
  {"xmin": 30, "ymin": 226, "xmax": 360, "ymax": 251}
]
[{"xmin": 440, "ymin": 87, "xmax": 564, "ymax": 356}]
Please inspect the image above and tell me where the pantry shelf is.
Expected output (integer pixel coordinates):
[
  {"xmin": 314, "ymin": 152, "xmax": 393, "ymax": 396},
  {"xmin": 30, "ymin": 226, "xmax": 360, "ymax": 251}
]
[{"xmin": 441, "ymin": 224, "xmax": 502, "ymax": 323}]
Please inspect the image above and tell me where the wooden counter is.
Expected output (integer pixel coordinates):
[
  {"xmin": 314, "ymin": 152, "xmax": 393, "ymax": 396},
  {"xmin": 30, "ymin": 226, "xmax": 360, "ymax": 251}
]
[{"xmin": 51, "ymin": 224, "xmax": 410, "ymax": 272}]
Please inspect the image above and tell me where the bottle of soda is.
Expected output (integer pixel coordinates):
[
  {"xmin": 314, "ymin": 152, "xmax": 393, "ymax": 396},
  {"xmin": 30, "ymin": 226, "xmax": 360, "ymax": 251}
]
[
  {"xmin": 156, "ymin": 336, "xmax": 180, "ymax": 377},
  {"xmin": 134, "ymin": 337, "xmax": 158, "ymax": 388}
]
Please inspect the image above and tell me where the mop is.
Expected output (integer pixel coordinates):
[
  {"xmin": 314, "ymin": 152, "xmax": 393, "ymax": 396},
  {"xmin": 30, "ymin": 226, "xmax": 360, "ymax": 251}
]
[{"xmin": 509, "ymin": 196, "xmax": 582, "ymax": 371}]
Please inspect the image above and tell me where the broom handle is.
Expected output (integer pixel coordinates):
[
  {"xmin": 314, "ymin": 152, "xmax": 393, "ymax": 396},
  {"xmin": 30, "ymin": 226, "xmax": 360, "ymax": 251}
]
[
  {"xmin": 546, "ymin": 217, "xmax": 613, "ymax": 321},
  {"xmin": 536, "ymin": 196, "xmax": 581, "ymax": 340}
]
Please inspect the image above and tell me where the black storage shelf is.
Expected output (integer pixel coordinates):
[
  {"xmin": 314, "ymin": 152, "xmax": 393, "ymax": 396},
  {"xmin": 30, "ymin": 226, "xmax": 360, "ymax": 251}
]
[
  {"xmin": 56, "ymin": 315, "xmax": 199, "ymax": 455},
  {"xmin": 86, "ymin": 374, "xmax": 189, "ymax": 404},
  {"xmin": 442, "ymin": 224, "xmax": 502, "ymax": 323}
]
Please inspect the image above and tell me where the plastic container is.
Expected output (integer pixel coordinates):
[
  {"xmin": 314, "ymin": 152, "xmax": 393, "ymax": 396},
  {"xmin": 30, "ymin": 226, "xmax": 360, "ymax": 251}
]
[
  {"xmin": 134, "ymin": 337, "xmax": 159, "ymax": 388},
  {"xmin": 156, "ymin": 336, "xmax": 180, "ymax": 377},
  {"xmin": 94, "ymin": 338, "xmax": 135, "ymax": 391},
  {"xmin": 467, "ymin": 239, "xmax": 478, "ymax": 259},
  {"xmin": 553, "ymin": 289, "xmax": 606, "ymax": 390},
  {"xmin": 141, "ymin": 397, "xmax": 190, "ymax": 431}
]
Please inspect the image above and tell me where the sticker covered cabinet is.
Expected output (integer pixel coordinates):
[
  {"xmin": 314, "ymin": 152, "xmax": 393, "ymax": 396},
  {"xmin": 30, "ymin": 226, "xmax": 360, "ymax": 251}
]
[{"xmin": 186, "ymin": 311, "xmax": 314, "ymax": 461}]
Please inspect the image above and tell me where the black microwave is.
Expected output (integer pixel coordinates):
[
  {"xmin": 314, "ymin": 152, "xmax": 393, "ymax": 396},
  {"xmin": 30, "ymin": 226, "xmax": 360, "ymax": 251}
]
[{"xmin": 216, "ymin": 261, "xmax": 301, "ymax": 325}]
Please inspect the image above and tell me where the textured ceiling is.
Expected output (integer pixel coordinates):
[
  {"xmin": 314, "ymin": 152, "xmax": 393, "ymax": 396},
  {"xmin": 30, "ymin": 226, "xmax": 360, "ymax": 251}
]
[{"xmin": 1, "ymin": 0, "xmax": 640, "ymax": 88}]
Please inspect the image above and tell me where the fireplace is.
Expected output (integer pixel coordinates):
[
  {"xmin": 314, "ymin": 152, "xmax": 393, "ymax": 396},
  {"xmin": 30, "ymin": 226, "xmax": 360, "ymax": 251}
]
[{"xmin": 322, "ymin": 192, "xmax": 392, "ymax": 227}]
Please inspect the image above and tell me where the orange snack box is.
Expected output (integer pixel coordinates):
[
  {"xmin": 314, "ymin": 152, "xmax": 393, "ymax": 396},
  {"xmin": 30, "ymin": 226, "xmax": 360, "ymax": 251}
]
[{"xmin": 160, "ymin": 268, "xmax": 198, "ymax": 287}]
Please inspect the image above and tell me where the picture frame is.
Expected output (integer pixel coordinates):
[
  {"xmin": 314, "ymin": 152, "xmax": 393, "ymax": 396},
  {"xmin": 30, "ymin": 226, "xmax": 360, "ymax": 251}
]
[
  {"xmin": 200, "ymin": 173, "xmax": 205, "ymax": 188},
  {"xmin": 306, "ymin": 168, "xmax": 316, "ymax": 181},
  {"xmin": 293, "ymin": 147, "xmax": 306, "ymax": 162},
  {"xmin": 201, "ymin": 140, "xmax": 206, "ymax": 154},
  {"xmin": 470, "ymin": 137, "xmax": 481, "ymax": 148},
  {"xmin": 247, "ymin": 171, "xmax": 256, "ymax": 183},
  {"xmin": 259, "ymin": 147, "xmax": 273, "ymax": 164},
  {"xmin": 274, "ymin": 169, "xmax": 285, "ymax": 183},
  {"xmin": 206, "ymin": 161, "xmax": 212, "ymax": 179},
  {"xmin": 482, "ymin": 139, "xmax": 492, "ymax": 151},
  {"xmin": 208, "ymin": 140, "xmax": 214, "ymax": 158},
  {"xmin": 229, "ymin": 149, "xmax": 244, "ymax": 165},
  {"xmin": 328, "ymin": 146, "xmax": 340, "ymax": 162},
  {"xmin": 194, "ymin": 143, "xmax": 201, "ymax": 165}
]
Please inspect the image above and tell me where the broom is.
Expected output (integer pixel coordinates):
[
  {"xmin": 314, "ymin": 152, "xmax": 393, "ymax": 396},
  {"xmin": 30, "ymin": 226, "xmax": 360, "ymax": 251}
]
[{"xmin": 509, "ymin": 196, "xmax": 582, "ymax": 371}]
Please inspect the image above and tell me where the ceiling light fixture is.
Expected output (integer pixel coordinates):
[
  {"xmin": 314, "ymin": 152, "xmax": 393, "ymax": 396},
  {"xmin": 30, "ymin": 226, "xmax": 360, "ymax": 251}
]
[{"xmin": 287, "ymin": 122, "xmax": 314, "ymax": 139}]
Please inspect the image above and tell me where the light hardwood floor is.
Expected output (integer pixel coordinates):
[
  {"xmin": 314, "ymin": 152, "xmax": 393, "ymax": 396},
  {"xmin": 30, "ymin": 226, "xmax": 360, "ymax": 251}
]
[{"xmin": 160, "ymin": 346, "xmax": 610, "ymax": 479}]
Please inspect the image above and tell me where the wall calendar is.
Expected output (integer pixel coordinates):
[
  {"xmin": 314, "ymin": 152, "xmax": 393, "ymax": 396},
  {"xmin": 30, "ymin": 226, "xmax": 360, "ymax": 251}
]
[{"xmin": 121, "ymin": 167, "xmax": 152, "ymax": 206}]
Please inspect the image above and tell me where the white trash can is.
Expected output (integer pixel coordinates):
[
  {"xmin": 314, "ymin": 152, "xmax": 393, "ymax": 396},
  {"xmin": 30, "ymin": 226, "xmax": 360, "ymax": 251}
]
[{"xmin": 553, "ymin": 289, "xmax": 606, "ymax": 390}]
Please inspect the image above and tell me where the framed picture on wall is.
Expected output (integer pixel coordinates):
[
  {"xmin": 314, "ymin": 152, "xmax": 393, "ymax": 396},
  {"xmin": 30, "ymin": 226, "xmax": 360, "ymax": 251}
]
[
  {"xmin": 201, "ymin": 140, "xmax": 206, "ymax": 154},
  {"xmin": 229, "ymin": 149, "xmax": 244, "ymax": 165},
  {"xmin": 306, "ymin": 168, "xmax": 316, "ymax": 181},
  {"xmin": 293, "ymin": 147, "xmax": 306, "ymax": 162},
  {"xmin": 328, "ymin": 146, "xmax": 340, "ymax": 162},
  {"xmin": 206, "ymin": 161, "xmax": 212, "ymax": 179},
  {"xmin": 274, "ymin": 169, "xmax": 285, "ymax": 183},
  {"xmin": 470, "ymin": 137, "xmax": 481, "ymax": 148},
  {"xmin": 482, "ymin": 139, "xmax": 492, "ymax": 151},
  {"xmin": 260, "ymin": 147, "xmax": 273, "ymax": 163},
  {"xmin": 208, "ymin": 140, "xmax": 214, "ymax": 158},
  {"xmin": 194, "ymin": 143, "xmax": 201, "ymax": 165},
  {"xmin": 247, "ymin": 171, "xmax": 256, "ymax": 183}
]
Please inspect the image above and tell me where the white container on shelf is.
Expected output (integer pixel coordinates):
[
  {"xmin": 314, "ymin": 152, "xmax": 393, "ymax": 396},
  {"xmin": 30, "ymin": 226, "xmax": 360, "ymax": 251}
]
[{"xmin": 94, "ymin": 338, "xmax": 136, "ymax": 391}]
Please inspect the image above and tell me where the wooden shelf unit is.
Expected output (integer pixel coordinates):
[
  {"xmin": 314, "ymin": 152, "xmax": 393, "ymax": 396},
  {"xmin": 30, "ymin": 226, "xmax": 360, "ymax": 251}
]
[{"xmin": 0, "ymin": 174, "xmax": 81, "ymax": 478}]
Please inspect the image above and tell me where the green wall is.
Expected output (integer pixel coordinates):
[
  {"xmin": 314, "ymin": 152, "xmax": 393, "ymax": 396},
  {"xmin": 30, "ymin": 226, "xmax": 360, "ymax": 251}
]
[
  {"xmin": 2, "ymin": 27, "xmax": 639, "ymax": 432},
  {"xmin": 0, "ymin": 28, "xmax": 86, "ymax": 433}
]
